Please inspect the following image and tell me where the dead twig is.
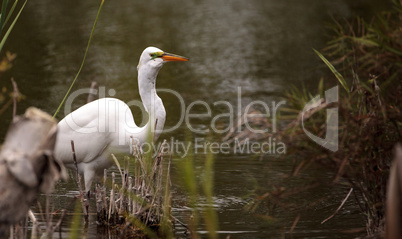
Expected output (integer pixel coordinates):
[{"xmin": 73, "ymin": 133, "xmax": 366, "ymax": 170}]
[
  {"xmin": 86, "ymin": 81, "xmax": 97, "ymax": 103},
  {"xmin": 28, "ymin": 210, "xmax": 42, "ymax": 239},
  {"xmin": 321, "ymin": 188, "xmax": 353, "ymax": 224},
  {"xmin": 11, "ymin": 78, "xmax": 20, "ymax": 120},
  {"xmin": 171, "ymin": 215, "xmax": 190, "ymax": 231},
  {"xmin": 71, "ymin": 140, "xmax": 89, "ymax": 218},
  {"xmin": 53, "ymin": 209, "xmax": 66, "ymax": 232},
  {"xmin": 290, "ymin": 214, "xmax": 300, "ymax": 233},
  {"xmin": 112, "ymin": 153, "xmax": 123, "ymax": 180}
]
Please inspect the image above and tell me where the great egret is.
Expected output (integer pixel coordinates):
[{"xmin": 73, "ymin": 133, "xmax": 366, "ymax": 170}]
[{"xmin": 54, "ymin": 46, "xmax": 188, "ymax": 195}]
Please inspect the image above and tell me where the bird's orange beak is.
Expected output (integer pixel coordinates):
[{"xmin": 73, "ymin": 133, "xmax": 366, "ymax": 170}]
[{"xmin": 161, "ymin": 52, "xmax": 189, "ymax": 62}]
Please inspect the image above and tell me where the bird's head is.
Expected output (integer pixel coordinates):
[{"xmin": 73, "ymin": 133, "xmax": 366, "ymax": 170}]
[{"xmin": 137, "ymin": 46, "xmax": 189, "ymax": 71}]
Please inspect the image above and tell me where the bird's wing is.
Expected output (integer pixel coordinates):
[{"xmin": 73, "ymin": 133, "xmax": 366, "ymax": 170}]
[
  {"xmin": 55, "ymin": 116, "xmax": 112, "ymax": 165},
  {"xmin": 54, "ymin": 98, "xmax": 138, "ymax": 165},
  {"xmin": 54, "ymin": 99, "xmax": 114, "ymax": 164}
]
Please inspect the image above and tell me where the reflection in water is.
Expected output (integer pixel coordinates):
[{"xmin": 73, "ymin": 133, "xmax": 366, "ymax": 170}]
[{"xmin": 2, "ymin": 0, "xmax": 391, "ymax": 238}]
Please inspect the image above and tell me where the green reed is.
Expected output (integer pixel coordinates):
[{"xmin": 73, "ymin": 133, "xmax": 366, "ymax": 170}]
[{"xmin": 52, "ymin": 0, "xmax": 104, "ymax": 118}]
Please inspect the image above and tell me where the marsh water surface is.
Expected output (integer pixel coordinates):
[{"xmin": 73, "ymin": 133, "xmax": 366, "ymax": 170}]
[{"xmin": 2, "ymin": 0, "xmax": 392, "ymax": 238}]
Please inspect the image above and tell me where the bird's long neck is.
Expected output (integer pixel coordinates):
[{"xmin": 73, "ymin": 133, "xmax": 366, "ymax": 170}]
[{"xmin": 138, "ymin": 65, "xmax": 166, "ymax": 141}]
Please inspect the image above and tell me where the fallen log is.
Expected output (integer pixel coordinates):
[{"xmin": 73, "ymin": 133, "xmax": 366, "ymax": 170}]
[{"xmin": 0, "ymin": 107, "xmax": 66, "ymax": 234}]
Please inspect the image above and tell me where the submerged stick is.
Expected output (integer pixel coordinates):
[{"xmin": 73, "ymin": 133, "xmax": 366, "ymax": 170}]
[
  {"xmin": 50, "ymin": 208, "xmax": 67, "ymax": 239},
  {"xmin": 28, "ymin": 210, "xmax": 41, "ymax": 239},
  {"xmin": 290, "ymin": 214, "xmax": 300, "ymax": 233},
  {"xmin": 171, "ymin": 215, "xmax": 190, "ymax": 231},
  {"xmin": 321, "ymin": 188, "xmax": 353, "ymax": 224}
]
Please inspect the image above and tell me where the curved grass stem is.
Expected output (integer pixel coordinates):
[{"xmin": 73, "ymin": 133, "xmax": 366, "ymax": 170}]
[{"xmin": 53, "ymin": 0, "xmax": 104, "ymax": 118}]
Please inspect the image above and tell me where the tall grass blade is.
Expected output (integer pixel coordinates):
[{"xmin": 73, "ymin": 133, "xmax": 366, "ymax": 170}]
[
  {"xmin": 181, "ymin": 132, "xmax": 199, "ymax": 238},
  {"xmin": 4, "ymin": 0, "xmax": 17, "ymax": 27},
  {"xmin": 380, "ymin": 72, "xmax": 399, "ymax": 92},
  {"xmin": 183, "ymin": 132, "xmax": 197, "ymax": 199},
  {"xmin": 0, "ymin": 0, "xmax": 27, "ymax": 54},
  {"xmin": 70, "ymin": 201, "xmax": 83, "ymax": 239},
  {"xmin": 53, "ymin": 0, "xmax": 104, "ymax": 118},
  {"xmin": 382, "ymin": 44, "xmax": 402, "ymax": 57},
  {"xmin": 318, "ymin": 77, "xmax": 324, "ymax": 96},
  {"xmin": 160, "ymin": 159, "xmax": 173, "ymax": 237},
  {"xmin": 0, "ymin": 0, "xmax": 10, "ymax": 32},
  {"xmin": 313, "ymin": 49, "xmax": 349, "ymax": 94},
  {"xmin": 125, "ymin": 216, "xmax": 158, "ymax": 239},
  {"xmin": 202, "ymin": 146, "xmax": 218, "ymax": 239},
  {"xmin": 349, "ymin": 36, "xmax": 379, "ymax": 47}
]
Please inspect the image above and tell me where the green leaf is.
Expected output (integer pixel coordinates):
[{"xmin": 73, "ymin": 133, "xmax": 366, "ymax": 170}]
[
  {"xmin": 360, "ymin": 81, "xmax": 374, "ymax": 95},
  {"xmin": 203, "ymin": 138, "xmax": 218, "ymax": 239},
  {"xmin": 4, "ymin": 0, "xmax": 18, "ymax": 27},
  {"xmin": 279, "ymin": 107, "xmax": 300, "ymax": 113},
  {"xmin": 0, "ymin": 0, "xmax": 11, "ymax": 32},
  {"xmin": 382, "ymin": 44, "xmax": 402, "ymax": 56},
  {"xmin": 380, "ymin": 71, "xmax": 399, "ymax": 91},
  {"xmin": 313, "ymin": 49, "xmax": 349, "ymax": 95},
  {"xmin": 350, "ymin": 37, "xmax": 379, "ymax": 47},
  {"xmin": 0, "ymin": 0, "xmax": 27, "ymax": 54},
  {"xmin": 318, "ymin": 77, "xmax": 324, "ymax": 96},
  {"xmin": 53, "ymin": 0, "xmax": 104, "ymax": 118}
]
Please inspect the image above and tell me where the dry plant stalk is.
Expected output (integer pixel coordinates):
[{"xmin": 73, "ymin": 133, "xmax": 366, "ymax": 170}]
[
  {"xmin": 86, "ymin": 81, "xmax": 98, "ymax": 103},
  {"xmin": 70, "ymin": 140, "xmax": 89, "ymax": 219},
  {"xmin": 321, "ymin": 188, "xmax": 353, "ymax": 224}
]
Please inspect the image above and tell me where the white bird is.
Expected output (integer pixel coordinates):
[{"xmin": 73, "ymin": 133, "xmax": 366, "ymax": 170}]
[{"xmin": 54, "ymin": 46, "xmax": 188, "ymax": 195}]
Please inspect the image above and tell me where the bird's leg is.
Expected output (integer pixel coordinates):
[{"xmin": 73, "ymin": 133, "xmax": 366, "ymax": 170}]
[
  {"xmin": 84, "ymin": 190, "xmax": 90, "ymax": 222},
  {"xmin": 84, "ymin": 169, "xmax": 95, "ymax": 197},
  {"xmin": 82, "ymin": 169, "xmax": 95, "ymax": 218}
]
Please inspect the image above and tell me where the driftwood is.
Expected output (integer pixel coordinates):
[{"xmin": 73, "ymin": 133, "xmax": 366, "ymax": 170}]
[
  {"xmin": 386, "ymin": 144, "xmax": 402, "ymax": 239},
  {"xmin": 0, "ymin": 107, "xmax": 66, "ymax": 234}
]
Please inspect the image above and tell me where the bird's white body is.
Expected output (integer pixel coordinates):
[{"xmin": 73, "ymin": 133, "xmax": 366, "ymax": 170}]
[
  {"xmin": 54, "ymin": 47, "xmax": 188, "ymax": 193},
  {"xmin": 55, "ymin": 98, "xmax": 146, "ymax": 189}
]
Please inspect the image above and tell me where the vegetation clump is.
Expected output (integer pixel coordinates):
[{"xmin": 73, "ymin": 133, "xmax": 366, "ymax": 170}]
[
  {"xmin": 226, "ymin": 0, "xmax": 401, "ymax": 236},
  {"xmin": 94, "ymin": 140, "xmax": 173, "ymax": 238}
]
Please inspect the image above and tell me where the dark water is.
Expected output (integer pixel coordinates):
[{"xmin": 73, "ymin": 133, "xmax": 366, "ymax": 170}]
[{"xmin": 2, "ymin": 0, "xmax": 392, "ymax": 238}]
